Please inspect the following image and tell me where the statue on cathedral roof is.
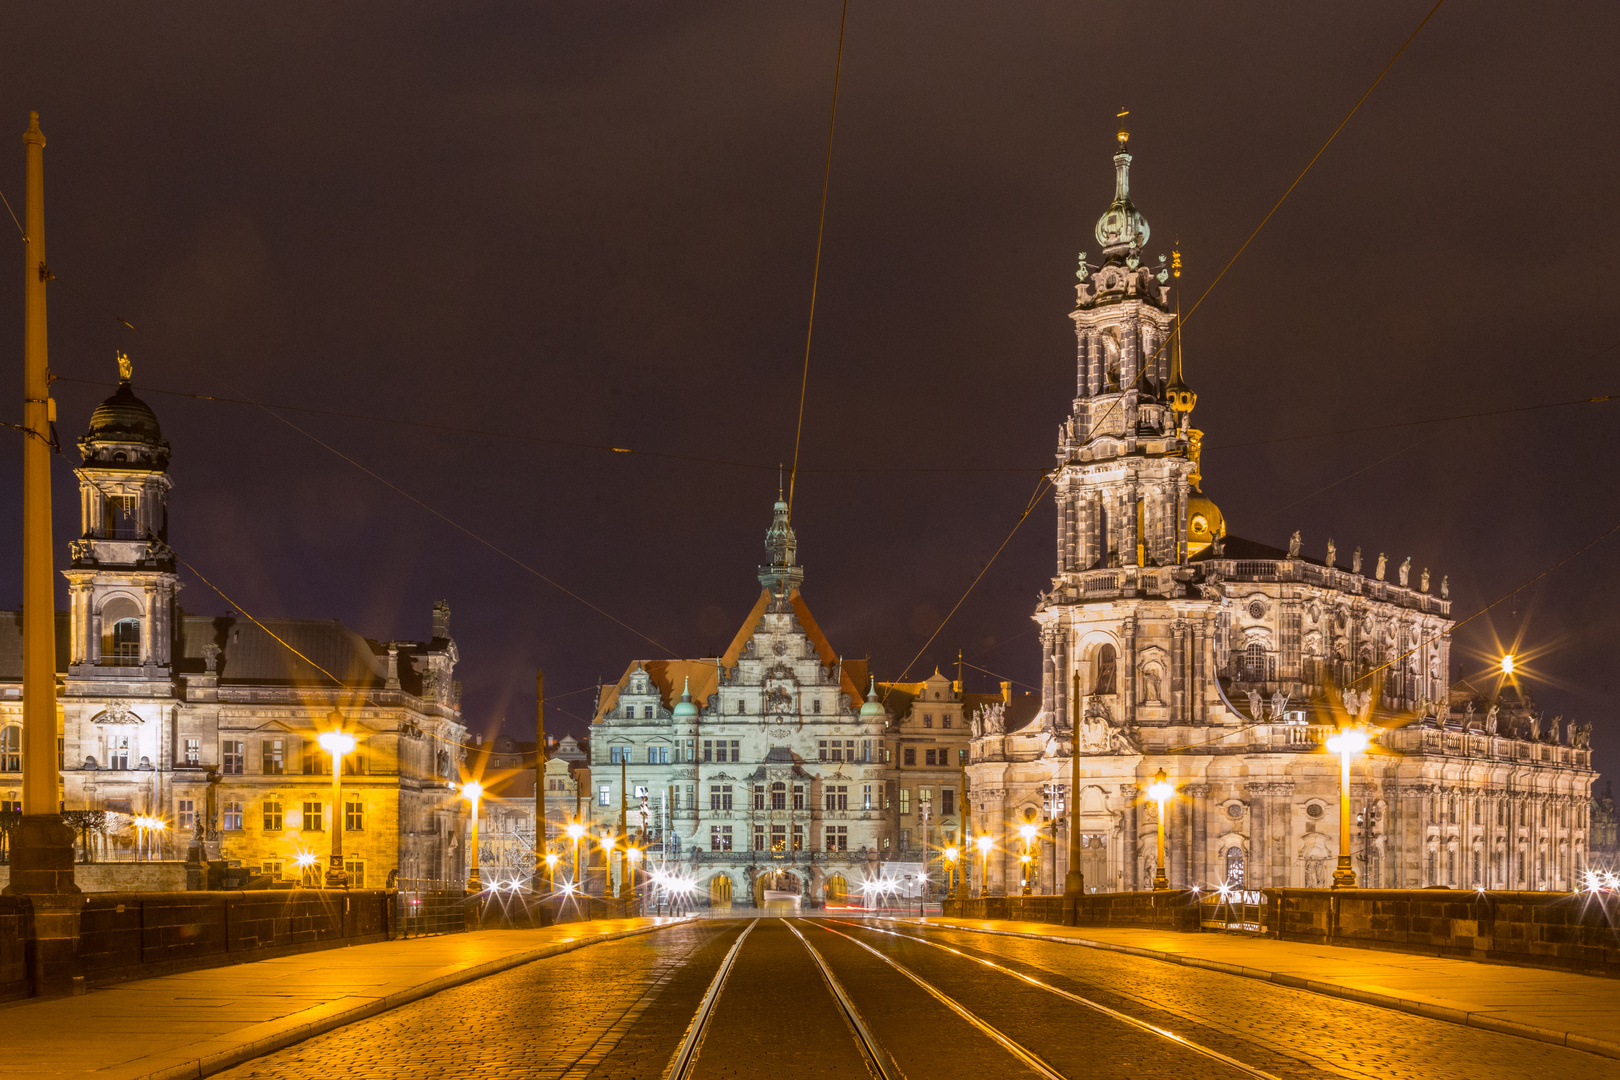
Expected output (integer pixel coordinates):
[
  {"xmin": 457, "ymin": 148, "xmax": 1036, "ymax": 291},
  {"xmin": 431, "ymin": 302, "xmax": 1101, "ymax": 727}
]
[
  {"xmin": 1398, "ymin": 557, "xmax": 1411, "ymax": 587},
  {"xmin": 1375, "ymin": 553, "xmax": 1387, "ymax": 581},
  {"xmin": 1352, "ymin": 546, "xmax": 1362, "ymax": 574},
  {"xmin": 1288, "ymin": 531, "xmax": 1301, "ymax": 558},
  {"xmin": 1325, "ymin": 538, "xmax": 1336, "ymax": 568}
]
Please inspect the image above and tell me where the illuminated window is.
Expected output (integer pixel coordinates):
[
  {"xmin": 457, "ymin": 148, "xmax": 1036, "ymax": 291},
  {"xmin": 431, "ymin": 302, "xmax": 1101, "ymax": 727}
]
[
  {"xmin": 709, "ymin": 825, "xmax": 732, "ymax": 851},
  {"xmin": 302, "ymin": 800, "xmax": 324, "ymax": 831},
  {"xmin": 771, "ymin": 824, "xmax": 786, "ymax": 851},
  {"xmin": 108, "ymin": 735, "xmax": 130, "ymax": 771},
  {"xmin": 262, "ymin": 798, "xmax": 283, "ymax": 831},
  {"xmin": 599, "ymin": 785, "xmax": 611, "ymax": 807},
  {"xmin": 345, "ymin": 798, "xmax": 364, "ymax": 831},
  {"xmin": 110, "ymin": 618, "xmax": 141, "ymax": 663},
  {"xmin": 862, "ymin": 784, "xmax": 873, "ymax": 810},
  {"xmin": 825, "ymin": 826, "xmax": 848, "ymax": 852},
  {"xmin": 222, "ymin": 800, "xmax": 243, "ymax": 831},
  {"xmin": 900, "ymin": 788, "xmax": 911, "ymax": 816},
  {"xmin": 177, "ymin": 799, "xmax": 195, "ymax": 832},
  {"xmin": 0, "ymin": 726, "xmax": 18, "ymax": 772}
]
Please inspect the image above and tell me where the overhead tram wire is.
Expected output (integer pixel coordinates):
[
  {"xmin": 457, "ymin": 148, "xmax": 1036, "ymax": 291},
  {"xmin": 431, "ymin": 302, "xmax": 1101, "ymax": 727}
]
[
  {"xmin": 884, "ymin": 0, "xmax": 1448, "ymax": 692},
  {"xmin": 220, "ymin": 377, "xmax": 680, "ymax": 659},
  {"xmin": 786, "ymin": 0, "xmax": 849, "ymax": 522},
  {"xmin": 48, "ymin": 375, "xmax": 1039, "ymax": 476}
]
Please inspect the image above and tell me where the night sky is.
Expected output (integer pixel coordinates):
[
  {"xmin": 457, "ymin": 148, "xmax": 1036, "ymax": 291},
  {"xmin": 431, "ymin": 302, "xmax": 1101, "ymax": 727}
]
[{"xmin": 1, "ymin": 4, "xmax": 1616, "ymax": 785}]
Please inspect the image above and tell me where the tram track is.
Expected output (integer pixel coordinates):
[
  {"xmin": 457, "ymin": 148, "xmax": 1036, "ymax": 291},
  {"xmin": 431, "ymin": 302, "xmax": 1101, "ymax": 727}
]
[
  {"xmin": 664, "ymin": 918, "xmax": 758, "ymax": 1080},
  {"xmin": 833, "ymin": 918, "xmax": 1284, "ymax": 1080}
]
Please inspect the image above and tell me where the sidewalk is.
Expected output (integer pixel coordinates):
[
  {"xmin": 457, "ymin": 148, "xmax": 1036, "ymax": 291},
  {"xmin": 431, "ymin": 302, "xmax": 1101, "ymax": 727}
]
[
  {"xmin": 0, "ymin": 916, "xmax": 690, "ymax": 1080},
  {"xmin": 902, "ymin": 916, "xmax": 1620, "ymax": 1060}
]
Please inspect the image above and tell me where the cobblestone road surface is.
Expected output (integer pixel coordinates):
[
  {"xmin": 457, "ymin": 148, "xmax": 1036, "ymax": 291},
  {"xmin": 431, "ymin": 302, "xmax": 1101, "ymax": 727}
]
[{"xmin": 211, "ymin": 916, "xmax": 1620, "ymax": 1080}]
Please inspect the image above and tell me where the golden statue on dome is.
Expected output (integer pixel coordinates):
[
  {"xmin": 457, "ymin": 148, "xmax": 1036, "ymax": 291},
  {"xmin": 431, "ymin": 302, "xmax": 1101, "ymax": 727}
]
[{"xmin": 116, "ymin": 351, "xmax": 132, "ymax": 382}]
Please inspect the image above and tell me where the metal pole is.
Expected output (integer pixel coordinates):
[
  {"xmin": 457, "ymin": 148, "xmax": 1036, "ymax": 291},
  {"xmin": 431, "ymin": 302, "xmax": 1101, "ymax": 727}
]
[
  {"xmin": 11, "ymin": 111, "xmax": 77, "ymax": 904},
  {"xmin": 1064, "ymin": 671, "xmax": 1084, "ymax": 922},
  {"xmin": 536, "ymin": 667, "xmax": 546, "ymax": 895},
  {"xmin": 960, "ymin": 757, "xmax": 971, "ymax": 899},
  {"xmin": 328, "ymin": 750, "xmax": 344, "ymax": 887},
  {"xmin": 466, "ymin": 791, "xmax": 482, "ymax": 894},
  {"xmin": 1333, "ymin": 747, "xmax": 1357, "ymax": 888}
]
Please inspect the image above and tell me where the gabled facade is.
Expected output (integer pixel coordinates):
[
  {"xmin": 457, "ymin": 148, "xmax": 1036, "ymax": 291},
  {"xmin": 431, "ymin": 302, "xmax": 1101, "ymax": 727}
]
[{"xmin": 589, "ymin": 498, "xmax": 889, "ymax": 906}]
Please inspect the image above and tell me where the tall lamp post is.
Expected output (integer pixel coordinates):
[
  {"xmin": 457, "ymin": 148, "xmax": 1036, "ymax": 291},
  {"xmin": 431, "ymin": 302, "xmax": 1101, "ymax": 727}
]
[
  {"xmin": 1326, "ymin": 726, "xmax": 1370, "ymax": 888},
  {"xmin": 1019, "ymin": 822, "xmax": 1037, "ymax": 895},
  {"xmin": 460, "ymin": 780, "xmax": 484, "ymax": 895},
  {"xmin": 567, "ymin": 820, "xmax": 585, "ymax": 890},
  {"xmin": 943, "ymin": 846, "xmax": 959, "ymax": 899},
  {"xmin": 975, "ymin": 833, "xmax": 994, "ymax": 897},
  {"xmin": 1146, "ymin": 768, "xmax": 1173, "ymax": 891},
  {"xmin": 317, "ymin": 728, "xmax": 356, "ymax": 888}
]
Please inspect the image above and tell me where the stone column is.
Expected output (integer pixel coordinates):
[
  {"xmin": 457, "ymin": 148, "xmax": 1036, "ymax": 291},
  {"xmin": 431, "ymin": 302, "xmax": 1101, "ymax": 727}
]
[
  {"xmin": 1191, "ymin": 621, "xmax": 1205, "ymax": 723},
  {"xmin": 1186, "ymin": 783, "xmax": 1210, "ymax": 885},
  {"xmin": 1054, "ymin": 634, "xmax": 1068, "ymax": 733},
  {"xmin": 1170, "ymin": 620, "xmax": 1185, "ymax": 725},
  {"xmin": 1247, "ymin": 782, "xmax": 1268, "ymax": 887},
  {"xmin": 1122, "ymin": 618, "xmax": 1136, "ymax": 722},
  {"xmin": 1041, "ymin": 628, "xmax": 1056, "ymax": 725},
  {"xmin": 1174, "ymin": 792, "xmax": 1191, "ymax": 887},
  {"xmin": 1123, "ymin": 785, "xmax": 1140, "ymax": 891}
]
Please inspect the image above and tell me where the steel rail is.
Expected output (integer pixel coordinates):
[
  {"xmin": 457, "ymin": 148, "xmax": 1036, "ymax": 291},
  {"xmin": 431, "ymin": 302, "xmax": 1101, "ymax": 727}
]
[
  {"xmin": 813, "ymin": 922, "xmax": 1066, "ymax": 1080},
  {"xmin": 785, "ymin": 920, "xmax": 905, "ymax": 1080},
  {"xmin": 853, "ymin": 920, "xmax": 1282, "ymax": 1080},
  {"xmin": 663, "ymin": 919, "xmax": 758, "ymax": 1080}
]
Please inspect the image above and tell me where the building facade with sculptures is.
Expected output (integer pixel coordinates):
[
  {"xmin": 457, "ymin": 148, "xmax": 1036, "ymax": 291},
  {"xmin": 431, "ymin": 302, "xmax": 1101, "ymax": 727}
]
[
  {"xmin": 965, "ymin": 135, "xmax": 1599, "ymax": 896},
  {"xmin": 589, "ymin": 497, "xmax": 890, "ymax": 908},
  {"xmin": 0, "ymin": 369, "xmax": 471, "ymax": 889}
]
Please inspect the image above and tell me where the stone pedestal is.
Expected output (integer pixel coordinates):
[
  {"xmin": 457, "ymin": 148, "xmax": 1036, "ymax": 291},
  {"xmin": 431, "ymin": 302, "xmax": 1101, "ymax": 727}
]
[{"xmin": 2, "ymin": 815, "xmax": 83, "ymax": 997}]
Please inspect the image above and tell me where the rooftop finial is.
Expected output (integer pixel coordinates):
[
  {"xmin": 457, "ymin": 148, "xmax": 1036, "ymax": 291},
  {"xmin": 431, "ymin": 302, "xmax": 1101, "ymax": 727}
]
[
  {"xmin": 1116, "ymin": 107, "xmax": 1129, "ymax": 146},
  {"xmin": 116, "ymin": 351, "xmax": 132, "ymax": 383},
  {"xmin": 1095, "ymin": 119, "xmax": 1149, "ymax": 254}
]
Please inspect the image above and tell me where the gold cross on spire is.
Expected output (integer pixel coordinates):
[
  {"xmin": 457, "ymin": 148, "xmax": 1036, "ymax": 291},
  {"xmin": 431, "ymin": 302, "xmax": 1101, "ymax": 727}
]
[{"xmin": 1116, "ymin": 108, "xmax": 1129, "ymax": 145}]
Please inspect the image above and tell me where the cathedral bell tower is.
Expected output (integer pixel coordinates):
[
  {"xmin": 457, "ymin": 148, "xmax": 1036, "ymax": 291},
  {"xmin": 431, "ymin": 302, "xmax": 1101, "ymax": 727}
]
[
  {"xmin": 1038, "ymin": 129, "xmax": 1213, "ymax": 727},
  {"xmin": 63, "ymin": 355, "xmax": 179, "ymax": 679}
]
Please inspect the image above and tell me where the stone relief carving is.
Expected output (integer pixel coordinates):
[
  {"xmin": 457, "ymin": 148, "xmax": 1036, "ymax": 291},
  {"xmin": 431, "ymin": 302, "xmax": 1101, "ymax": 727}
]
[
  {"xmin": 765, "ymin": 685, "xmax": 793, "ymax": 713},
  {"xmin": 202, "ymin": 644, "xmax": 221, "ymax": 672},
  {"xmin": 974, "ymin": 702, "xmax": 1006, "ymax": 737},
  {"xmin": 94, "ymin": 700, "xmax": 141, "ymax": 725}
]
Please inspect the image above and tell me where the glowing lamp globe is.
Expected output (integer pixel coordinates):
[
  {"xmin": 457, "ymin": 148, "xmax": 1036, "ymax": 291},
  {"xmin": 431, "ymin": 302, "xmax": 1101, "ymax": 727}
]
[
  {"xmin": 1500, "ymin": 654, "xmax": 1516, "ymax": 677},
  {"xmin": 317, "ymin": 730, "xmax": 356, "ymax": 756},
  {"xmin": 1146, "ymin": 768, "xmax": 1174, "ymax": 804},
  {"xmin": 1325, "ymin": 728, "xmax": 1370, "ymax": 756},
  {"xmin": 566, "ymin": 822, "xmax": 585, "ymax": 841},
  {"xmin": 460, "ymin": 780, "xmax": 484, "ymax": 802},
  {"xmin": 1019, "ymin": 823, "xmax": 1038, "ymax": 841},
  {"xmin": 627, "ymin": 847, "xmax": 643, "ymax": 864},
  {"xmin": 975, "ymin": 834, "xmax": 994, "ymax": 855},
  {"xmin": 545, "ymin": 852, "xmax": 559, "ymax": 867}
]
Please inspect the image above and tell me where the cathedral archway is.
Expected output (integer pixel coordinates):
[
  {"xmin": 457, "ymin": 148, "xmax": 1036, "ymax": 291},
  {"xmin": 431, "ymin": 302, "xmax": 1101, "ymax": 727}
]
[
  {"xmin": 708, "ymin": 873, "xmax": 733, "ymax": 909},
  {"xmin": 824, "ymin": 873, "xmax": 848, "ymax": 906}
]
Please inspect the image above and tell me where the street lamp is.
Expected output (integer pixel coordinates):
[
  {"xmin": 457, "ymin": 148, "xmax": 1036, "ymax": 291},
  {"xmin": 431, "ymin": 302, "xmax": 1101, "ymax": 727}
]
[
  {"xmin": 599, "ymin": 833, "xmax": 617, "ymax": 898},
  {"xmin": 317, "ymin": 727, "xmax": 357, "ymax": 888},
  {"xmin": 1325, "ymin": 726, "xmax": 1370, "ymax": 888},
  {"xmin": 1019, "ymin": 822, "xmax": 1038, "ymax": 896},
  {"xmin": 943, "ymin": 845, "xmax": 959, "ymax": 899},
  {"xmin": 1500, "ymin": 654, "xmax": 1515, "ymax": 677},
  {"xmin": 460, "ymin": 780, "xmax": 484, "ymax": 894},
  {"xmin": 545, "ymin": 851, "xmax": 560, "ymax": 893},
  {"xmin": 1146, "ymin": 768, "xmax": 1174, "ymax": 891},
  {"xmin": 626, "ymin": 845, "xmax": 642, "ymax": 913},
  {"xmin": 974, "ymin": 832, "xmax": 994, "ymax": 897},
  {"xmin": 566, "ymin": 820, "xmax": 586, "ymax": 890}
]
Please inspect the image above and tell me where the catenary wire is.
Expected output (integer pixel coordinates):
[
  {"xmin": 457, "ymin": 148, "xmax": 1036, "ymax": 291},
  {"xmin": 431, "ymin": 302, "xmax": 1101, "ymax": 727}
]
[
  {"xmin": 786, "ymin": 0, "xmax": 849, "ymax": 521},
  {"xmin": 48, "ymin": 375, "xmax": 1036, "ymax": 476}
]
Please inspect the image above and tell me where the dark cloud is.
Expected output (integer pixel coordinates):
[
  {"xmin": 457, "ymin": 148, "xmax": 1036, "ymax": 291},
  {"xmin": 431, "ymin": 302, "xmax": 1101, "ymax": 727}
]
[{"xmin": 0, "ymin": 1, "xmax": 1616, "ymax": 782}]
